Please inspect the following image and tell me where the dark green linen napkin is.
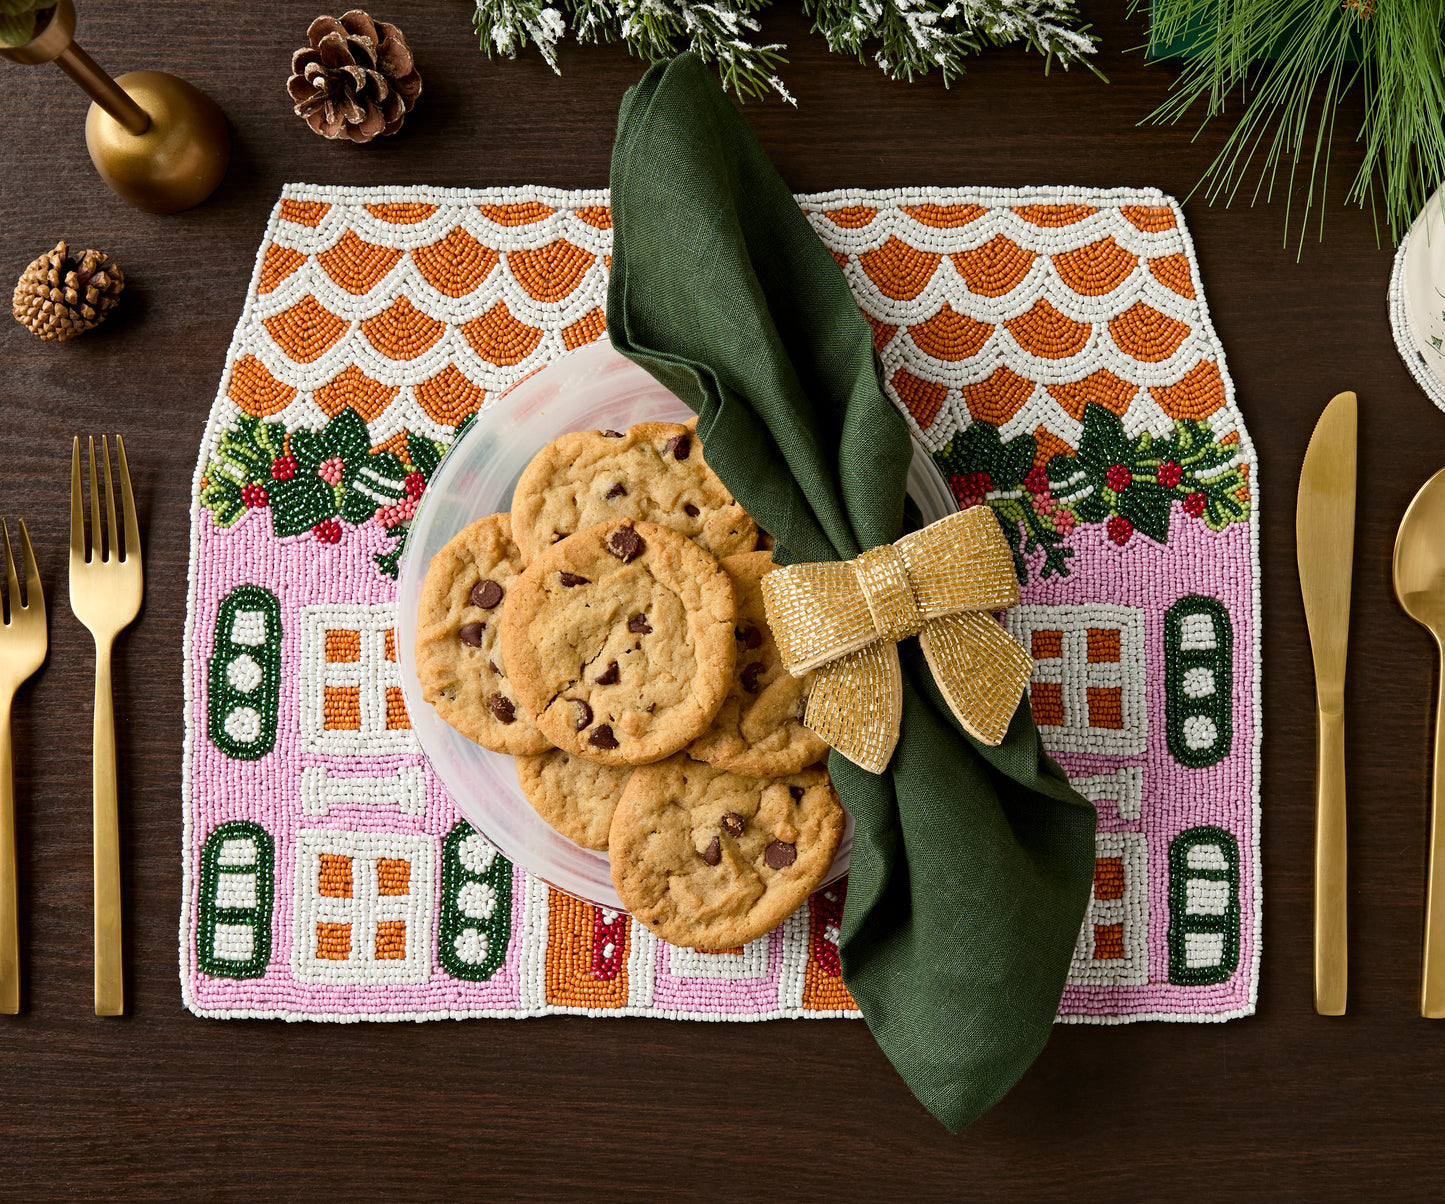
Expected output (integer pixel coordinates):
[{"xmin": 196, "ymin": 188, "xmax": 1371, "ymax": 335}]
[{"xmin": 606, "ymin": 53, "xmax": 1097, "ymax": 1132}]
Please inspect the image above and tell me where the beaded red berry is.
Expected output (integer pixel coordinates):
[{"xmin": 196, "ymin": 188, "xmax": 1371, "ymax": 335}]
[
  {"xmin": 403, "ymin": 470, "xmax": 426, "ymax": 500},
  {"xmin": 949, "ymin": 471, "xmax": 993, "ymax": 508},
  {"xmin": 271, "ymin": 454, "xmax": 298, "ymax": 481},
  {"xmin": 1107, "ymin": 514, "xmax": 1134, "ymax": 545},
  {"xmin": 1105, "ymin": 464, "xmax": 1132, "ymax": 492},
  {"xmin": 1157, "ymin": 460, "xmax": 1183, "ymax": 489},
  {"xmin": 1184, "ymin": 490, "xmax": 1207, "ymax": 518},
  {"xmin": 312, "ymin": 518, "xmax": 342, "ymax": 543},
  {"xmin": 241, "ymin": 484, "xmax": 269, "ymax": 509},
  {"xmin": 1023, "ymin": 465, "xmax": 1049, "ymax": 495}
]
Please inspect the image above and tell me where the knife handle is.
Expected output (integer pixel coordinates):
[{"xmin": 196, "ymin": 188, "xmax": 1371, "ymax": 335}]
[
  {"xmin": 1315, "ymin": 703, "xmax": 1347, "ymax": 1015},
  {"xmin": 1424, "ymin": 654, "xmax": 1445, "ymax": 1017}
]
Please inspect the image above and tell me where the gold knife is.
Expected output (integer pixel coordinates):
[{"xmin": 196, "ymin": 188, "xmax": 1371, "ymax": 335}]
[{"xmin": 1297, "ymin": 390, "xmax": 1357, "ymax": 1016}]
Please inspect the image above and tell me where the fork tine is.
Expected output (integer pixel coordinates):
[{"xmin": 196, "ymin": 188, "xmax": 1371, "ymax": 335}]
[
  {"xmin": 116, "ymin": 436, "xmax": 139, "ymax": 564},
  {"xmin": 101, "ymin": 436, "xmax": 118, "ymax": 566},
  {"xmin": 19, "ymin": 520, "xmax": 41, "ymax": 615},
  {"xmin": 70, "ymin": 437, "xmax": 85, "ymax": 563},
  {"xmin": 87, "ymin": 437, "xmax": 102, "ymax": 563},
  {"xmin": 2, "ymin": 523, "xmax": 15, "ymax": 627}
]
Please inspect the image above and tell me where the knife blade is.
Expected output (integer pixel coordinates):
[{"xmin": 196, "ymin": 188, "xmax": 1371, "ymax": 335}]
[{"xmin": 1297, "ymin": 389, "xmax": 1357, "ymax": 1016}]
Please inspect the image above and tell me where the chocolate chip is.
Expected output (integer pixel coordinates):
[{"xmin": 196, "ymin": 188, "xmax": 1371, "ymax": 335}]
[
  {"xmin": 797, "ymin": 694, "xmax": 809, "ymax": 720},
  {"xmin": 722, "ymin": 812, "xmax": 745, "ymax": 837},
  {"xmin": 741, "ymin": 662, "xmax": 764, "ymax": 694},
  {"xmin": 489, "ymin": 661, "xmax": 499, "ymax": 674},
  {"xmin": 683, "ymin": 503, "xmax": 699, "ymax": 517},
  {"xmin": 740, "ymin": 626, "xmax": 763, "ymax": 650},
  {"xmin": 664, "ymin": 433, "xmax": 691, "ymax": 460},
  {"xmin": 627, "ymin": 613, "xmax": 652, "ymax": 634},
  {"xmin": 601, "ymin": 429, "xmax": 623, "ymax": 438},
  {"xmin": 645, "ymin": 703, "xmax": 656, "ymax": 713},
  {"xmin": 570, "ymin": 698, "xmax": 593, "ymax": 731},
  {"xmin": 764, "ymin": 840, "xmax": 796, "ymax": 869},
  {"xmin": 588, "ymin": 724, "xmax": 618, "ymax": 749},
  {"xmin": 559, "ymin": 572, "xmax": 591, "ymax": 587},
  {"xmin": 605, "ymin": 482, "xmax": 627, "ymax": 500},
  {"xmin": 470, "ymin": 579, "xmax": 503, "ymax": 609},
  {"xmin": 487, "ymin": 694, "xmax": 515, "ymax": 724},
  {"xmin": 594, "ymin": 661, "xmax": 620, "ymax": 685},
  {"xmin": 789, "ymin": 786, "xmax": 804, "ymax": 801},
  {"xmin": 607, "ymin": 524, "xmax": 644, "ymax": 562},
  {"xmin": 701, "ymin": 837, "xmax": 722, "ymax": 866},
  {"xmin": 458, "ymin": 622, "xmax": 484, "ymax": 647}
]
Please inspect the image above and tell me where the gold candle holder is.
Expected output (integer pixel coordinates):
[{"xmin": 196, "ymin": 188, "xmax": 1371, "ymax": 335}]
[{"xmin": 1, "ymin": 0, "xmax": 230, "ymax": 214}]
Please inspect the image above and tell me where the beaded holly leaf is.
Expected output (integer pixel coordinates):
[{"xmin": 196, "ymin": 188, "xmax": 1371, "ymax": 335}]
[
  {"xmin": 200, "ymin": 407, "xmax": 447, "ymax": 577},
  {"xmin": 936, "ymin": 402, "xmax": 1252, "ymax": 582}
]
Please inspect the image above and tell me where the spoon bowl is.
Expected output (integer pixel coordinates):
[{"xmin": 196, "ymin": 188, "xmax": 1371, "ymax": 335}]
[{"xmin": 1393, "ymin": 466, "xmax": 1445, "ymax": 1017}]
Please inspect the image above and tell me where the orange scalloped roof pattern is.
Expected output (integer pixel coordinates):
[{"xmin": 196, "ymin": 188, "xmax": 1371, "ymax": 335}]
[
  {"xmin": 318, "ymin": 231, "xmax": 404, "ymax": 296},
  {"xmin": 222, "ymin": 188, "xmax": 1241, "ymax": 478}
]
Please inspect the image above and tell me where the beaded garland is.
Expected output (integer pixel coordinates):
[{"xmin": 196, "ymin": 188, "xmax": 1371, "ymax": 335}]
[{"xmin": 181, "ymin": 183, "xmax": 1259, "ymax": 1024}]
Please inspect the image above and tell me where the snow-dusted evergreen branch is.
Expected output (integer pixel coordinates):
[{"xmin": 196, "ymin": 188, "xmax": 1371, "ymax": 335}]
[{"xmin": 469, "ymin": 0, "xmax": 1096, "ymax": 100}]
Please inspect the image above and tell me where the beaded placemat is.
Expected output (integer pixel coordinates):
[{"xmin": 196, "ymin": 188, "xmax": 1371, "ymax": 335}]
[{"xmin": 181, "ymin": 184, "xmax": 1259, "ymax": 1023}]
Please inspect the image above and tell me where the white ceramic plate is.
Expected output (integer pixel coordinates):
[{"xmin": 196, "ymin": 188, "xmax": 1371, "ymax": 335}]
[
  {"xmin": 396, "ymin": 338, "xmax": 958, "ymax": 908},
  {"xmin": 1402, "ymin": 189, "xmax": 1445, "ymax": 384}
]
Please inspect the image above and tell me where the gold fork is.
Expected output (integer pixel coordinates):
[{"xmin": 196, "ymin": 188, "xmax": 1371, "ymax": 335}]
[
  {"xmin": 0, "ymin": 521, "xmax": 45, "ymax": 1014},
  {"xmin": 70, "ymin": 437, "xmax": 141, "ymax": 1016}
]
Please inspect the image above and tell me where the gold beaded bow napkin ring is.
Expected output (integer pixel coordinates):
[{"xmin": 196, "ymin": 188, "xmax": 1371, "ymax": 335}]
[{"xmin": 761, "ymin": 507, "xmax": 1034, "ymax": 774}]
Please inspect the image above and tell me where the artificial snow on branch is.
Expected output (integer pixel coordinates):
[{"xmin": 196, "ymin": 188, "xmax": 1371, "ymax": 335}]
[{"xmin": 466, "ymin": 0, "xmax": 1098, "ymax": 101}]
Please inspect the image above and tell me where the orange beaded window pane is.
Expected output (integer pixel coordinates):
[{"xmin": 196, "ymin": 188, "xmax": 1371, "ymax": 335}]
[
  {"xmin": 1046, "ymin": 370, "xmax": 1135, "ymax": 420},
  {"xmin": 325, "ymin": 629, "xmax": 361, "ymax": 662},
  {"xmin": 384, "ymin": 629, "xmax": 397, "ymax": 662},
  {"xmin": 318, "ymin": 854, "xmax": 353, "ymax": 898},
  {"xmin": 375, "ymin": 920, "xmax": 407, "ymax": 960},
  {"xmin": 1086, "ymin": 686, "xmax": 1124, "ymax": 729},
  {"xmin": 950, "ymin": 235, "xmax": 1035, "ymax": 298},
  {"xmin": 575, "ymin": 205, "xmax": 612, "ymax": 229},
  {"xmin": 1086, "ymin": 628, "xmax": 1121, "ymax": 663},
  {"xmin": 377, "ymin": 858, "xmax": 411, "ymax": 896},
  {"xmin": 414, "ymin": 365, "xmax": 486, "ymax": 427},
  {"xmin": 1150, "ymin": 360, "xmax": 1226, "ymax": 421},
  {"xmin": 900, "ymin": 202, "xmax": 985, "ymax": 228},
  {"xmin": 1014, "ymin": 203, "xmax": 1096, "ymax": 227},
  {"xmin": 1051, "ymin": 237, "xmax": 1138, "ymax": 297},
  {"xmin": 227, "ymin": 355, "xmax": 297, "ymax": 418},
  {"xmin": 384, "ymin": 687, "xmax": 411, "ymax": 731},
  {"xmin": 323, "ymin": 685, "xmax": 361, "ymax": 730},
  {"xmin": 258, "ymin": 243, "xmax": 306, "ymax": 294},
  {"xmin": 1031, "ymin": 629, "xmax": 1064, "ymax": 660},
  {"xmin": 314, "ymin": 364, "xmax": 398, "ymax": 423},
  {"xmin": 1005, "ymin": 299, "xmax": 1091, "ymax": 360},
  {"xmin": 316, "ymin": 921, "xmax": 352, "ymax": 959},
  {"xmin": 1093, "ymin": 923, "xmax": 1126, "ymax": 960},
  {"xmin": 1030, "ymin": 681, "xmax": 1065, "ymax": 726},
  {"xmin": 823, "ymin": 205, "xmax": 877, "ymax": 228},
  {"xmin": 478, "ymin": 201, "xmax": 554, "ymax": 226},
  {"xmin": 278, "ymin": 199, "xmax": 330, "ymax": 226},
  {"xmin": 1093, "ymin": 857, "xmax": 1125, "ymax": 901}
]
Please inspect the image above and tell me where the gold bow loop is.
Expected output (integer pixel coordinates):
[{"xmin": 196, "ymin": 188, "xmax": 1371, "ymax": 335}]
[{"xmin": 760, "ymin": 507, "xmax": 1034, "ymax": 774}]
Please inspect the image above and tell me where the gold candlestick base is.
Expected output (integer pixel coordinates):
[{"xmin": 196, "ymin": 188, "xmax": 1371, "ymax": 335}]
[
  {"xmin": 1, "ymin": 0, "xmax": 230, "ymax": 214},
  {"xmin": 85, "ymin": 72, "xmax": 230, "ymax": 215}
]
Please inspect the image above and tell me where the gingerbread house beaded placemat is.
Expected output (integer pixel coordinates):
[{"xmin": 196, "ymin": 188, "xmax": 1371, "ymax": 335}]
[{"xmin": 182, "ymin": 184, "xmax": 1259, "ymax": 1023}]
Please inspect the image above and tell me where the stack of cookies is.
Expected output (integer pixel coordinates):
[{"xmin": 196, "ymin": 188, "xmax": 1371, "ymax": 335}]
[{"xmin": 414, "ymin": 419, "xmax": 847, "ymax": 950}]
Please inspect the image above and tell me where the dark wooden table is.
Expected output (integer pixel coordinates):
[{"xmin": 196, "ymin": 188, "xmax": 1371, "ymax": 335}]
[{"xmin": 0, "ymin": 0, "xmax": 1440, "ymax": 1196}]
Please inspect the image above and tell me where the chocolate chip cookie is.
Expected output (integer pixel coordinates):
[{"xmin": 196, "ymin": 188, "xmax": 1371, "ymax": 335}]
[
  {"xmin": 509, "ymin": 419, "xmax": 757, "ymax": 563},
  {"xmin": 499, "ymin": 519, "xmax": 737, "ymax": 765},
  {"xmin": 687, "ymin": 551, "xmax": 828, "ymax": 776},
  {"xmin": 608, "ymin": 756, "xmax": 845, "ymax": 949},
  {"xmin": 414, "ymin": 512, "xmax": 551, "ymax": 755},
  {"xmin": 515, "ymin": 748, "xmax": 634, "ymax": 851}
]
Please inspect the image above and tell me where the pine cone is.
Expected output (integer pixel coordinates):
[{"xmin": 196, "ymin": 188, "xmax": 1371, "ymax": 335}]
[
  {"xmin": 12, "ymin": 242, "xmax": 125, "ymax": 343},
  {"xmin": 288, "ymin": 10, "xmax": 422, "ymax": 143}
]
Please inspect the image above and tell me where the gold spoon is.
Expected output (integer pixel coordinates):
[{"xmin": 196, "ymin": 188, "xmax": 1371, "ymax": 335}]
[{"xmin": 1393, "ymin": 467, "xmax": 1445, "ymax": 1017}]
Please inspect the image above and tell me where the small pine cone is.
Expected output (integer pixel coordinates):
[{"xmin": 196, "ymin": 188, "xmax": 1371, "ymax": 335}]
[
  {"xmin": 287, "ymin": 10, "xmax": 422, "ymax": 143},
  {"xmin": 12, "ymin": 241, "xmax": 125, "ymax": 342}
]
